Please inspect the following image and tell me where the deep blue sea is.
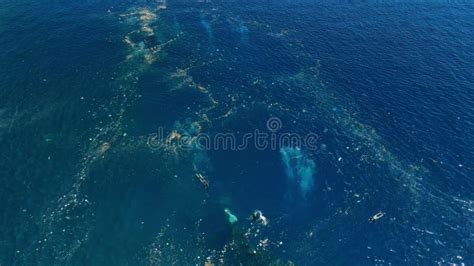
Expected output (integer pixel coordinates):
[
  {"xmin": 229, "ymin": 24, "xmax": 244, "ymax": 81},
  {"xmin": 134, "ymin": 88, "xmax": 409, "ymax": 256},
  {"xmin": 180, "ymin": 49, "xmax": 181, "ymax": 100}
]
[{"xmin": 1, "ymin": 0, "xmax": 473, "ymax": 265}]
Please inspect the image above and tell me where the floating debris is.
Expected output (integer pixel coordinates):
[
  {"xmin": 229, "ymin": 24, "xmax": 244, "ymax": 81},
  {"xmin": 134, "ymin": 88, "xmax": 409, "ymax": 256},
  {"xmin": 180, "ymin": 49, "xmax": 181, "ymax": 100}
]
[{"xmin": 98, "ymin": 142, "xmax": 111, "ymax": 156}]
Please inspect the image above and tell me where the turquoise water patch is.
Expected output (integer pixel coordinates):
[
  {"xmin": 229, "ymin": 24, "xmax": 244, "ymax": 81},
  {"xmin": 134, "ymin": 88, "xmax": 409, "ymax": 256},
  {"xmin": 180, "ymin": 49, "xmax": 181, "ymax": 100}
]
[{"xmin": 280, "ymin": 147, "xmax": 316, "ymax": 198}]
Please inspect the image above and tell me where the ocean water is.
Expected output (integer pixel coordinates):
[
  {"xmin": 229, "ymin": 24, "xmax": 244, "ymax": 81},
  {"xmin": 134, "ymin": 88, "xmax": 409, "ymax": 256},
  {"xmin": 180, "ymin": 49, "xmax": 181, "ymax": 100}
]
[{"xmin": 0, "ymin": 0, "xmax": 473, "ymax": 265}]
